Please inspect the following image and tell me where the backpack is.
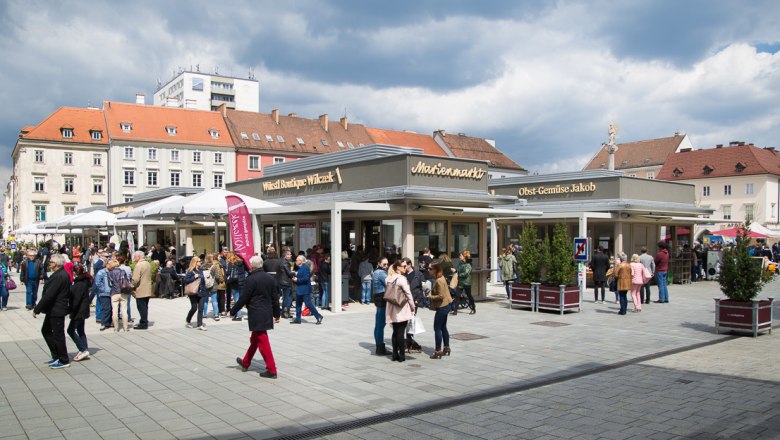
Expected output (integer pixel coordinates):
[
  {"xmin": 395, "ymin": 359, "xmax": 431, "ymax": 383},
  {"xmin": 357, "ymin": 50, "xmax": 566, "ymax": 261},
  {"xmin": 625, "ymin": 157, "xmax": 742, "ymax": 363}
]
[{"xmin": 202, "ymin": 266, "xmax": 215, "ymax": 290}]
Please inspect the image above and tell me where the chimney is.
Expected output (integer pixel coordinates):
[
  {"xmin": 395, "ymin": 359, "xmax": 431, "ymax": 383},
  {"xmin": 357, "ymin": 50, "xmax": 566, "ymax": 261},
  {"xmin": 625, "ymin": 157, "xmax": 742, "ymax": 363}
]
[
  {"xmin": 271, "ymin": 109, "xmax": 279, "ymax": 124},
  {"xmin": 135, "ymin": 93, "xmax": 145, "ymax": 105},
  {"xmin": 729, "ymin": 141, "xmax": 741, "ymax": 146},
  {"xmin": 288, "ymin": 113, "xmax": 297, "ymax": 118},
  {"xmin": 319, "ymin": 114, "xmax": 329, "ymax": 132},
  {"xmin": 216, "ymin": 103, "xmax": 228, "ymax": 117},
  {"xmin": 434, "ymin": 129, "xmax": 446, "ymax": 137},
  {"xmin": 339, "ymin": 116, "xmax": 348, "ymax": 130},
  {"xmin": 716, "ymin": 145, "xmax": 723, "ymax": 149}
]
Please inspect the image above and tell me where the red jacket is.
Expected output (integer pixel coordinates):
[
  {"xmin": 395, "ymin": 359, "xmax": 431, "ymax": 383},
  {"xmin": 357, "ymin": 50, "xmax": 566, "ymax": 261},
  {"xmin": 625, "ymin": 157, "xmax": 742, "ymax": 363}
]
[{"xmin": 654, "ymin": 249, "xmax": 669, "ymax": 272}]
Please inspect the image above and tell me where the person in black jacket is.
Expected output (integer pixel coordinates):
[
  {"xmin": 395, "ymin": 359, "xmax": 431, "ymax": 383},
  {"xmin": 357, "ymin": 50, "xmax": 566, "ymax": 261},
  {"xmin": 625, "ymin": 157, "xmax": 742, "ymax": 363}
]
[
  {"xmin": 589, "ymin": 246, "xmax": 610, "ymax": 304},
  {"xmin": 232, "ymin": 256, "xmax": 280, "ymax": 379},
  {"xmin": 33, "ymin": 254, "xmax": 71, "ymax": 369},
  {"xmin": 318, "ymin": 254, "xmax": 331, "ymax": 310},
  {"xmin": 275, "ymin": 250, "xmax": 294, "ymax": 319},
  {"xmin": 68, "ymin": 264, "xmax": 92, "ymax": 361},
  {"xmin": 227, "ymin": 252, "xmax": 247, "ymax": 321}
]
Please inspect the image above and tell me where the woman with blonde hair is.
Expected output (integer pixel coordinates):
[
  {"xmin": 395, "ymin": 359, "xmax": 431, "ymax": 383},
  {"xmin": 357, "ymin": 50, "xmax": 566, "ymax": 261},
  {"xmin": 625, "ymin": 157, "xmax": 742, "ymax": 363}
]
[
  {"xmin": 385, "ymin": 260, "xmax": 415, "ymax": 362},
  {"xmin": 201, "ymin": 253, "xmax": 220, "ymax": 321},
  {"xmin": 629, "ymin": 254, "xmax": 645, "ymax": 312},
  {"xmin": 615, "ymin": 253, "xmax": 632, "ymax": 315},
  {"xmin": 183, "ymin": 256, "xmax": 208, "ymax": 330},
  {"xmin": 426, "ymin": 261, "xmax": 453, "ymax": 359}
]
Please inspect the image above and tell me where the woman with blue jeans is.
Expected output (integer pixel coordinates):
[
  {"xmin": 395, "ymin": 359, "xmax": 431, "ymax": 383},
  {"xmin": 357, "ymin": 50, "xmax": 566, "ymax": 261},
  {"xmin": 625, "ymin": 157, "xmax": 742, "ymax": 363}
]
[
  {"xmin": 0, "ymin": 263, "xmax": 9, "ymax": 310},
  {"xmin": 318, "ymin": 255, "xmax": 331, "ymax": 310},
  {"xmin": 201, "ymin": 254, "xmax": 220, "ymax": 321},
  {"xmin": 426, "ymin": 261, "xmax": 453, "ymax": 359}
]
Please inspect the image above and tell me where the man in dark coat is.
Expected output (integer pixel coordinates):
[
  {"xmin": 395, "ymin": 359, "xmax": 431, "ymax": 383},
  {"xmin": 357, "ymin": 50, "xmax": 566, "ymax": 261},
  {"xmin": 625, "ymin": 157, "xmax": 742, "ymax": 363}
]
[
  {"xmin": 33, "ymin": 254, "xmax": 71, "ymax": 369},
  {"xmin": 20, "ymin": 249, "xmax": 44, "ymax": 309},
  {"xmin": 232, "ymin": 256, "xmax": 281, "ymax": 379},
  {"xmin": 589, "ymin": 246, "xmax": 610, "ymax": 304}
]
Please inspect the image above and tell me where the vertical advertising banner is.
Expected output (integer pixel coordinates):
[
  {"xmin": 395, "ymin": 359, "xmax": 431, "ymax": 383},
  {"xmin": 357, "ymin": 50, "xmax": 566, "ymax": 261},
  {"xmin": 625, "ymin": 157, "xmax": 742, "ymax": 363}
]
[{"xmin": 226, "ymin": 195, "xmax": 255, "ymax": 268}]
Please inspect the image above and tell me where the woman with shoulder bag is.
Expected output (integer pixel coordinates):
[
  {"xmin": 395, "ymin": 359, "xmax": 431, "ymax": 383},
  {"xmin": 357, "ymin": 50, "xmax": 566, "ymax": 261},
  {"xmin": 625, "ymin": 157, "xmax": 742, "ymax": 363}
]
[
  {"xmin": 227, "ymin": 252, "xmax": 247, "ymax": 321},
  {"xmin": 615, "ymin": 253, "xmax": 632, "ymax": 316},
  {"xmin": 183, "ymin": 256, "xmax": 208, "ymax": 331},
  {"xmin": 384, "ymin": 260, "xmax": 415, "ymax": 362},
  {"xmin": 426, "ymin": 260, "xmax": 453, "ymax": 359}
]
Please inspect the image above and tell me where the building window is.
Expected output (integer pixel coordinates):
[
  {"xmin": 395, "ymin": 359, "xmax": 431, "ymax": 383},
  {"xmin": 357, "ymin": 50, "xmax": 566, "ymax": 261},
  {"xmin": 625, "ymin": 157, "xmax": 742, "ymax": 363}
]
[
  {"xmin": 703, "ymin": 165, "xmax": 713, "ymax": 175},
  {"xmin": 124, "ymin": 169, "xmax": 135, "ymax": 186},
  {"xmin": 124, "ymin": 147, "xmax": 134, "ymax": 160},
  {"xmin": 34, "ymin": 150, "xmax": 44, "ymax": 163},
  {"xmin": 723, "ymin": 205, "xmax": 732, "ymax": 220},
  {"xmin": 745, "ymin": 204, "xmax": 755, "ymax": 222},
  {"xmin": 277, "ymin": 135, "xmax": 285, "ymax": 143},
  {"xmin": 170, "ymin": 171, "xmax": 180, "ymax": 187},
  {"xmin": 170, "ymin": 150, "xmax": 180, "ymax": 162},
  {"xmin": 746, "ymin": 183, "xmax": 754, "ymax": 195},
  {"xmin": 147, "ymin": 170, "xmax": 158, "ymax": 187},
  {"xmin": 192, "ymin": 173, "xmax": 202, "ymax": 187},
  {"xmin": 166, "ymin": 126, "xmax": 177, "ymax": 136},
  {"xmin": 627, "ymin": 173, "xmax": 636, "ymax": 177},
  {"xmin": 296, "ymin": 137, "xmax": 305, "ymax": 145},
  {"xmin": 124, "ymin": 196, "xmax": 134, "ymax": 203},
  {"xmin": 263, "ymin": 134, "xmax": 272, "ymax": 142},
  {"xmin": 120, "ymin": 122, "xmax": 132, "ymax": 133},
  {"xmin": 91, "ymin": 130, "xmax": 102, "ymax": 141},
  {"xmin": 34, "ymin": 177, "xmax": 45, "ymax": 192},
  {"xmin": 209, "ymin": 129, "xmax": 219, "ymax": 139},
  {"xmin": 64, "ymin": 152, "xmax": 73, "ymax": 165},
  {"xmin": 337, "ymin": 141, "xmax": 345, "ymax": 148},
  {"xmin": 252, "ymin": 133, "xmax": 260, "ymax": 141},
  {"xmin": 646, "ymin": 172, "xmax": 655, "ymax": 180},
  {"xmin": 61, "ymin": 128, "xmax": 73, "ymax": 139},
  {"xmin": 64, "ymin": 205, "xmax": 75, "ymax": 216},
  {"xmin": 347, "ymin": 142, "xmax": 354, "ymax": 149},
  {"xmin": 702, "ymin": 186, "xmax": 710, "ymax": 197},
  {"xmin": 34, "ymin": 204, "xmax": 46, "ymax": 222},
  {"xmin": 93, "ymin": 153, "xmax": 102, "ymax": 166},
  {"xmin": 214, "ymin": 152, "xmax": 223, "ymax": 164},
  {"xmin": 241, "ymin": 132, "xmax": 249, "ymax": 140},
  {"xmin": 248, "ymin": 156, "xmax": 260, "ymax": 170},
  {"xmin": 724, "ymin": 184, "xmax": 732, "ymax": 195},
  {"xmin": 273, "ymin": 157, "xmax": 284, "ymax": 164},
  {"xmin": 63, "ymin": 177, "xmax": 74, "ymax": 193},
  {"xmin": 321, "ymin": 139, "xmax": 329, "ymax": 147},
  {"xmin": 213, "ymin": 173, "xmax": 223, "ymax": 188},
  {"xmin": 148, "ymin": 148, "xmax": 157, "ymax": 161},
  {"xmin": 193, "ymin": 151, "xmax": 201, "ymax": 163},
  {"xmin": 93, "ymin": 179, "xmax": 103, "ymax": 194}
]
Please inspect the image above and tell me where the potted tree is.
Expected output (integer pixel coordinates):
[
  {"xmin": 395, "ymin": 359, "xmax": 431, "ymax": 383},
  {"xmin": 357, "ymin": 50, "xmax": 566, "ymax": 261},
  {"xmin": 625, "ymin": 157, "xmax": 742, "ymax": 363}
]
[
  {"xmin": 510, "ymin": 223, "xmax": 543, "ymax": 311},
  {"xmin": 537, "ymin": 223, "xmax": 581, "ymax": 314},
  {"xmin": 714, "ymin": 224, "xmax": 773, "ymax": 337}
]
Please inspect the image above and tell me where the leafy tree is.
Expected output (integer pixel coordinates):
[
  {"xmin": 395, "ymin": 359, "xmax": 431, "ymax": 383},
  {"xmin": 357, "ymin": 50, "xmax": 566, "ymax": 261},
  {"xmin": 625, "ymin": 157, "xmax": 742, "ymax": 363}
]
[
  {"xmin": 719, "ymin": 223, "xmax": 766, "ymax": 301},
  {"xmin": 547, "ymin": 223, "xmax": 577, "ymax": 285}
]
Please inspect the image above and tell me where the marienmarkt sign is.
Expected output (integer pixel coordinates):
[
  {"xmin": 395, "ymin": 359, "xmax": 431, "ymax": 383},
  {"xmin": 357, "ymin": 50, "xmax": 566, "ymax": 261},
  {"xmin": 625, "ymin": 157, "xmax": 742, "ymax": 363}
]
[
  {"xmin": 518, "ymin": 182, "xmax": 596, "ymax": 197},
  {"xmin": 262, "ymin": 168, "xmax": 343, "ymax": 192},
  {"xmin": 410, "ymin": 161, "xmax": 486, "ymax": 180}
]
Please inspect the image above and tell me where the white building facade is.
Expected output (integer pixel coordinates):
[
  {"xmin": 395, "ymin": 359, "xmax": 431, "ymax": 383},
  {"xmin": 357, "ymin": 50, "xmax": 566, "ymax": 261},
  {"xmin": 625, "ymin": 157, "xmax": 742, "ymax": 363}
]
[{"xmin": 153, "ymin": 70, "xmax": 259, "ymax": 112}]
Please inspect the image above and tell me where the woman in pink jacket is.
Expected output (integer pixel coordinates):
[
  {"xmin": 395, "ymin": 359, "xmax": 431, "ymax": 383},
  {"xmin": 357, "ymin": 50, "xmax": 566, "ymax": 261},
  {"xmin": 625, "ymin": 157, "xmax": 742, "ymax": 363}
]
[
  {"xmin": 385, "ymin": 260, "xmax": 416, "ymax": 362},
  {"xmin": 629, "ymin": 254, "xmax": 645, "ymax": 312}
]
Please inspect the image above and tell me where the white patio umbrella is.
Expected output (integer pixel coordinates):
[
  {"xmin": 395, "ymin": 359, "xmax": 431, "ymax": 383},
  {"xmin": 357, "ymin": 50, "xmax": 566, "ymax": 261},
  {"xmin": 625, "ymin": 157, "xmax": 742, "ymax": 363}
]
[
  {"xmin": 142, "ymin": 189, "xmax": 279, "ymax": 254},
  {"xmin": 118, "ymin": 195, "xmax": 185, "ymax": 219},
  {"xmin": 66, "ymin": 210, "xmax": 118, "ymax": 228}
]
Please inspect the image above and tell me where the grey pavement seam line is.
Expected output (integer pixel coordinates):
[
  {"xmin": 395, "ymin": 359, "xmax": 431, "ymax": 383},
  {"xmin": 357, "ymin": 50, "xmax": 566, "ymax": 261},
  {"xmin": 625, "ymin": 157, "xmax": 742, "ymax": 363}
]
[{"xmin": 265, "ymin": 334, "xmax": 738, "ymax": 440}]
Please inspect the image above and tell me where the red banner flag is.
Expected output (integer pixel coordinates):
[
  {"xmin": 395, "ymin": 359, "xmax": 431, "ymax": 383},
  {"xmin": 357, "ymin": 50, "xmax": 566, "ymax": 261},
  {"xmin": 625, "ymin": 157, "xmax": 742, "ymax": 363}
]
[{"xmin": 226, "ymin": 195, "xmax": 255, "ymax": 267}]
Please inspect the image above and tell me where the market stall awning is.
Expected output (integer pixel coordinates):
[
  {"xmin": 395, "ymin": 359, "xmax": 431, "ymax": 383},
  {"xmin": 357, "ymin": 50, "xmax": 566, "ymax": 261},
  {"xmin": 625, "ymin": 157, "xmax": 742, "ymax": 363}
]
[{"xmin": 710, "ymin": 227, "xmax": 768, "ymax": 239}]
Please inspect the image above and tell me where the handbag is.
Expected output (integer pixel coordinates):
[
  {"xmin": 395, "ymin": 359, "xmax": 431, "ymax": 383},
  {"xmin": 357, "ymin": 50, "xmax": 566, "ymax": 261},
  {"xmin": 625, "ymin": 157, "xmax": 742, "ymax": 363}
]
[
  {"xmin": 5, "ymin": 278, "xmax": 16, "ymax": 291},
  {"xmin": 608, "ymin": 276, "xmax": 617, "ymax": 292},
  {"xmin": 119, "ymin": 272, "xmax": 133, "ymax": 294},
  {"xmin": 184, "ymin": 272, "xmax": 200, "ymax": 295},
  {"xmin": 406, "ymin": 314, "xmax": 426, "ymax": 335},
  {"xmin": 382, "ymin": 279, "xmax": 407, "ymax": 306},
  {"xmin": 449, "ymin": 273, "xmax": 459, "ymax": 290}
]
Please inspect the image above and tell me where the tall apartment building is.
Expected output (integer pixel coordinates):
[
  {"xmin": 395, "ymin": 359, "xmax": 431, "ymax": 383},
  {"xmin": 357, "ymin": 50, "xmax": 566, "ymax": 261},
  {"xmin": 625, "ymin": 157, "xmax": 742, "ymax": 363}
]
[
  {"xmin": 8, "ymin": 107, "xmax": 109, "ymax": 233},
  {"xmin": 153, "ymin": 70, "xmax": 259, "ymax": 112}
]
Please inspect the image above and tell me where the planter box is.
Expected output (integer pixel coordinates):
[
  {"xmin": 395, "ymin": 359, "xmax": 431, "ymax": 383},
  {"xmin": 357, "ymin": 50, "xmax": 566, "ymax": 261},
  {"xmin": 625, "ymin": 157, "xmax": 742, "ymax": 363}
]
[
  {"xmin": 510, "ymin": 282, "xmax": 537, "ymax": 312},
  {"xmin": 714, "ymin": 297, "xmax": 774, "ymax": 337},
  {"xmin": 537, "ymin": 284, "xmax": 581, "ymax": 315}
]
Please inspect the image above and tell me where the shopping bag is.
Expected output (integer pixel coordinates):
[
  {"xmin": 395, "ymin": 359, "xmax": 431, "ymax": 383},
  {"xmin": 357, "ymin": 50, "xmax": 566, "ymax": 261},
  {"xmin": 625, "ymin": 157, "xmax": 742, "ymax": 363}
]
[
  {"xmin": 302, "ymin": 305, "xmax": 311, "ymax": 316},
  {"xmin": 406, "ymin": 314, "xmax": 426, "ymax": 335}
]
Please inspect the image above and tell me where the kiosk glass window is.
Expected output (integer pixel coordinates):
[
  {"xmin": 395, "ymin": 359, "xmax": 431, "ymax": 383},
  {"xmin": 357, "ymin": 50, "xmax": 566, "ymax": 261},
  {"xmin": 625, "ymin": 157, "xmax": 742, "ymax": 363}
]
[
  {"xmin": 451, "ymin": 222, "xmax": 479, "ymax": 265},
  {"xmin": 381, "ymin": 220, "xmax": 402, "ymax": 259},
  {"xmin": 414, "ymin": 221, "xmax": 447, "ymax": 258},
  {"xmin": 280, "ymin": 224, "xmax": 295, "ymax": 249},
  {"xmin": 263, "ymin": 226, "xmax": 276, "ymax": 249},
  {"xmin": 320, "ymin": 222, "xmax": 330, "ymax": 250}
]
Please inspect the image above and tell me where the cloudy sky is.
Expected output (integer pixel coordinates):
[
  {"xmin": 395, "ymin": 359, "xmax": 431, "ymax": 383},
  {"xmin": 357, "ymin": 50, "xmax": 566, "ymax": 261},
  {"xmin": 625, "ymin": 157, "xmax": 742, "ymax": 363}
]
[{"xmin": 1, "ymin": 0, "xmax": 779, "ymax": 194}]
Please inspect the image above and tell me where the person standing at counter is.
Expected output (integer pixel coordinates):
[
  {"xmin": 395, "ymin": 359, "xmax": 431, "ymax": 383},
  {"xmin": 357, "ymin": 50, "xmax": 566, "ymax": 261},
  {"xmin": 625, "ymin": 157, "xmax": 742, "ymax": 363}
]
[
  {"xmin": 456, "ymin": 250, "xmax": 475, "ymax": 315},
  {"xmin": 590, "ymin": 246, "xmax": 609, "ymax": 304},
  {"xmin": 654, "ymin": 242, "xmax": 670, "ymax": 303}
]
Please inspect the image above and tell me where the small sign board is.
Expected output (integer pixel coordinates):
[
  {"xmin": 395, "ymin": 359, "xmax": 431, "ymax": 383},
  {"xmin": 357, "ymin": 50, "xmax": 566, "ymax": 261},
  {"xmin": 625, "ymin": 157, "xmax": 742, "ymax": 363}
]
[
  {"xmin": 574, "ymin": 237, "xmax": 588, "ymax": 261},
  {"xmin": 9, "ymin": 242, "xmax": 16, "ymax": 250}
]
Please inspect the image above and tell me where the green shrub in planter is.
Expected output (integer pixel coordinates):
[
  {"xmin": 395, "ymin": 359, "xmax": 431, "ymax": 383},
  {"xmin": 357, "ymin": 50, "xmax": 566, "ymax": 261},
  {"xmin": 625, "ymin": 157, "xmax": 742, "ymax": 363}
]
[
  {"xmin": 517, "ymin": 223, "xmax": 543, "ymax": 283},
  {"xmin": 546, "ymin": 223, "xmax": 577, "ymax": 286},
  {"xmin": 719, "ymin": 223, "xmax": 766, "ymax": 301}
]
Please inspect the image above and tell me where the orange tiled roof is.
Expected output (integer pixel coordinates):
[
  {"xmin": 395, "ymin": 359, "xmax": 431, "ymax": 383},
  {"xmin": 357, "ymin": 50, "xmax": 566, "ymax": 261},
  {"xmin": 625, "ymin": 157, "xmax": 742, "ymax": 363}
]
[
  {"xmin": 583, "ymin": 134, "xmax": 685, "ymax": 170},
  {"xmin": 365, "ymin": 128, "xmax": 447, "ymax": 156},
  {"xmin": 19, "ymin": 107, "xmax": 108, "ymax": 145},
  {"xmin": 224, "ymin": 109, "xmax": 374, "ymax": 154},
  {"xmin": 657, "ymin": 144, "xmax": 780, "ymax": 180},
  {"xmin": 436, "ymin": 132, "xmax": 525, "ymax": 170},
  {"xmin": 104, "ymin": 101, "xmax": 234, "ymax": 147}
]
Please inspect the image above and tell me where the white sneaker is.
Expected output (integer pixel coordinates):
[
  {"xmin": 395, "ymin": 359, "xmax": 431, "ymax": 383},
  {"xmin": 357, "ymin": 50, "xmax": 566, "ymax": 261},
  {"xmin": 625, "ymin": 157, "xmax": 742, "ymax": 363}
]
[
  {"xmin": 80, "ymin": 350, "xmax": 90, "ymax": 360},
  {"xmin": 185, "ymin": 323, "xmax": 194, "ymax": 328},
  {"xmin": 198, "ymin": 325, "xmax": 207, "ymax": 331},
  {"xmin": 1, "ymin": 307, "xmax": 6, "ymax": 311}
]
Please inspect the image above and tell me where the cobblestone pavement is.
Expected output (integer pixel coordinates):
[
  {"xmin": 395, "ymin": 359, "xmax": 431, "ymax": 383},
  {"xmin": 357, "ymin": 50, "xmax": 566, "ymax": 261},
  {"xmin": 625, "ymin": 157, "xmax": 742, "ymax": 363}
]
[{"xmin": 0, "ymin": 272, "xmax": 777, "ymax": 439}]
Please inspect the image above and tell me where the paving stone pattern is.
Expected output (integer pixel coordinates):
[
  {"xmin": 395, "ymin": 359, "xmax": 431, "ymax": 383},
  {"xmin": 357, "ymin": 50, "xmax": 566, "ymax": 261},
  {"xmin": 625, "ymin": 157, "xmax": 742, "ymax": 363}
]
[{"xmin": 0, "ymin": 272, "xmax": 778, "ymax": 439}]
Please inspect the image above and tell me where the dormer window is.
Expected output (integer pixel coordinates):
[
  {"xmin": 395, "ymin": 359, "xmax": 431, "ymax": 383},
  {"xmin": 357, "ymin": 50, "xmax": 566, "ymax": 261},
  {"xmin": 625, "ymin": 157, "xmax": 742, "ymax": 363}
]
[
  {"xmin": 735, "ymin": 162, "xmax": 746, "ymax": 172},
  {"xmin": 166, "ymin": 126, "xmax": 177, "ymax": 136},
  {"xmin": 296, "ymin": 137, "xmax": 305, "ymax": 145},
  {"xmin": 337, "ymin": 141, "xmax": 344, "ymax": 148},
  {"xmin": 209, "ymin": 129, "xmax": 219, "ymax": 139},
  {"xmin": 703, "ymin": 165, "xmax": 713, "ymax": 175},
  {"xmin": 120, "ymin": 122, "xmax": 132, "ymax": 133},
  {"xmin": 672, "ymin": 168, "xmax": 683, "ymax": 177},
  {"xmin": 61, "ymin": 128, "xmax": 73, "ymax": 139},
  {"xmin": 90, "ymin": 130, "xmax": 102, "ymax": 141},
  {"xmin": 265, "ymin": 134, "xmax": 274, "ymax": 142},
  {"xmin": 252, "ymin": 133, "xmax": 260, "ymax": 140},
  {"xmin": 347, "ymin": 142, "xmax": 355, "ymax": 149},
  {"xmin": 241, "ymin": 132, "xmax": 249, "ymax": 140},
  {"xmin": 321, "ymin": 139, "xmax": 329, "ymax": 147},
  {"xmin": 277, "ymin": 135, "xmax": 285, "ymax": 143}
]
